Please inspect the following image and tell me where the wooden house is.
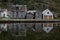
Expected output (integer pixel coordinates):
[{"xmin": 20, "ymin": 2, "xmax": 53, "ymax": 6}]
[{"xmin": 42, "ymin": 9, "xmax": 53, "ymax": 19}]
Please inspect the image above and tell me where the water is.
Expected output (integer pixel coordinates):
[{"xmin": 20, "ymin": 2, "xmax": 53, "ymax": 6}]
[{"xmin": 0, "ymin": 23, "xmax": 60, "ymax": 40}]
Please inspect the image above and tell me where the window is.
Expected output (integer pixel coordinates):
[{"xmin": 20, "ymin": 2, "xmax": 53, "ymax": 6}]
[
  {"xmin": 47, "ymin": 28, "xmax": 49, "ymax": 30},
  {"xmin": 47, "ymin": 12, "xmax": 49, "ymax": 14},
  {"xmin": 16, "ymin": 7, "xmax": 19, "ymax": 10}
]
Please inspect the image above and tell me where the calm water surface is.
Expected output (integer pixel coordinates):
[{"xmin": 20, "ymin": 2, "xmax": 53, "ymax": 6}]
[{"xmin": 0, "ymin": 23, "xmax": 60, "ymax": 40}]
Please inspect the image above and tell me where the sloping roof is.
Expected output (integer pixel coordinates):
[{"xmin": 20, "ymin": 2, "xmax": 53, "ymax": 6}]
[
  {"xmin": 42, "ymin": 9, "xmax": 53, "ymax": 15},
  {"xmin": 27, "ymin": 10, "xmax": 36, "ymax": 14},
  {"xmin": 11, "ymin": 5, "xmax": 27, "ymax": 11}
]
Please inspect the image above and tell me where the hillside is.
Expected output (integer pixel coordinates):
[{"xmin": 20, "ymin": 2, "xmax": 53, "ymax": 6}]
[{"xmin": 0, "ymin": 0, "xmax": 60, "ymax": 17}]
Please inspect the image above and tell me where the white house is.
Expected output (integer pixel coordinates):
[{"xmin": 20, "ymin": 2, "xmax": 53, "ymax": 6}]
[
  {"xmin": 1, "ymin": 9, "xmax": 8, "ymax": 18},
  {"xmin": 43, "ymin": 23, "xmax": 53, "ymax": 33},
  {"xmin": 42, "ymin": 9, "xmax": 53, "ymax": 19}
]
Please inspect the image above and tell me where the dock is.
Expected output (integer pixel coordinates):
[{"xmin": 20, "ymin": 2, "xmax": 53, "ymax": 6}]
[{"xmin": 0, "ymin": 19, "xmax": 60, "ymax": 23}]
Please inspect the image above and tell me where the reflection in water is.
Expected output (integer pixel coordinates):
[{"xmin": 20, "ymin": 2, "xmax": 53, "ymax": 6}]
[
  {"xmin": 0, "ymin": 23, "xmax": 60, "ymax": 36},
  {"xmin": 26, "ymin": 23, "xmax": 34, "ymax": 28},
  {"xmin": 0, "ymin": 24, "xmax": 7, "ymax": 31},
  {"xmin": 0, "ymin": 23, "xmax": 60, "ymax": 40},
  {"xmin": 26, "ymin": 23, "xmax": 35, "ymax": 31},
  {"xmin": 35, "ymin": 23, "xmax": 42, "ymax": 32},
  {"xmin": 8, "ymin": 23, "xmax": 26, "ymax": 36},
  {"xmin": 43, "ymin": 23, "xmax": 53, "ymax": 33}
]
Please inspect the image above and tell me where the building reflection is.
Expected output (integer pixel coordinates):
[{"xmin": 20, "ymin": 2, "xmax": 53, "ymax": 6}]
[
  {"xmin": 8, "ymin": 23, "xmax": 26, "ymax": 36},
  {"xmin": 35, "ymin": 23, "xmax": 42, "ymax": 32},
  {"xmin": 26, "ymin": 23, "xmax": 34, "ymax": 29},
  {"xmin": 0, "ymin": 23, "xmax": 54, "ymax": 36},
  {"xmin": 0, "ymin": 24, "xmax": 7, "ymax": 31},
  {"xmin": 43, "ymin": 23, "xmax": 53, "ymax": 33}
]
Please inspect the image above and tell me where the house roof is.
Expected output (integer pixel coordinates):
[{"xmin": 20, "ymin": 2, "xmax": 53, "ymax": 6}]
[
  {"xmin": 11, "ymin": 5, "xmax": 27, "ymax": 11},
  {"xmin": 42, "ymin": 9, "xmax": 49, "ymax": 14},
  {"xmin": 27, "ymin": 10, "xmax": 36, "ymax": 14},
  {"xmin": 42, "ymin": 9, "xmax": 53, "ymax": 15}
]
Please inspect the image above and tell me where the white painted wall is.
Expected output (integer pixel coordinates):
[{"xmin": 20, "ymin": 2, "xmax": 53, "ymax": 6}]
[
  {"xmin": 42, "ymin": 9, "xmax": 53, "ymax": 19},
  {"xmin": 1, "ymin": 9, "xmax": 8, "ymax": 18}
]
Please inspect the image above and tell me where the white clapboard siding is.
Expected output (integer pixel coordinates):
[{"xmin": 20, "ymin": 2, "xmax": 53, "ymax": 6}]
[{"xmin": 42, "ymin": 9, "xmax": 53, "ymax": 19}]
